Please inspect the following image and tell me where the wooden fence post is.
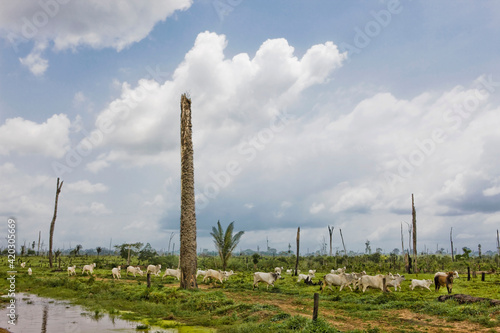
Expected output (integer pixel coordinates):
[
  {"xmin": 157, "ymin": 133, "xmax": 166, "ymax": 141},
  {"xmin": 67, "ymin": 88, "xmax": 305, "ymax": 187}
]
[
  {"xmin": 481, "ymin": 272, "xmax": 485, "ymax": 282},
  {"xmin": 312, "ymin": 293, "xmax": 319, "ymax": 321},
  {"xmin": 467, "ymin": 267, "xmax": 470, "ymax": 281},
  {"xmin": 147, "ymin": 273, "xmax": 151, "ymax": 288}
]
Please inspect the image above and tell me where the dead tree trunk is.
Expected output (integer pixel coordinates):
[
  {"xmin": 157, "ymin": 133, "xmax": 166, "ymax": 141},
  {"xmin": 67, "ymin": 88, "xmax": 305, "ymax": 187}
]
[
  {"xmin": 401, "ymin": 222, "xmax": 409, "ymax": 272},
  {"xmin": 49, "ymin": 178, "xmax": 63, "ymax": 268},
  {"xmin": 179, "ymin": 93, "xmax": 198, "ymax": 289},
  {"xmin": 339, "ymin": 228, "xmax": 348, "ymax": 266},
  {"xmin": 412, "ymin": 194, "xmax": 417, "ymax": 274},
  {"xmin": 438, "ymin": 294, "xmax": 500, "ymax": 306},
  {"xmin": 328, "ymin": 225, "xmax": 334, "ymax": 257},
  {"xmin": 294, "ymin": 227, "xmax": 300, "ymax": 276},
  {"xmin": 496, "ymin": 229, "xmax": 499, "ymax": 257},
  {"xmin": 450, "ymin": 227, "xmax": 455, "ymax": 262}
]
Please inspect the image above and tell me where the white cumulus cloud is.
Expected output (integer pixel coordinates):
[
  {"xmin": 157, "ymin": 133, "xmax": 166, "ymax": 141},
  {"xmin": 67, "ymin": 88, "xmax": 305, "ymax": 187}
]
[{"xmin": 0, "ymin": 114, "xmax": 71, "ymax": 158}]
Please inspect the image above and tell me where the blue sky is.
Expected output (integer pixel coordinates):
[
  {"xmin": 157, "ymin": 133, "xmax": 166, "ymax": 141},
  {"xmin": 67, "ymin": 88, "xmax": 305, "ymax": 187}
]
[{"xmin": 1, "ymin": 1, "xmax": 500, "ymax": 256}]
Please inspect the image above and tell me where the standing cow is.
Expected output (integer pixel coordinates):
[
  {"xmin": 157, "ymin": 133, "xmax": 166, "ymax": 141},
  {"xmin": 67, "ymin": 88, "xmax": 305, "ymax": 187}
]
[{"xmin": 434, "ymin": 271, "xmax": 454, "ymax": 294}]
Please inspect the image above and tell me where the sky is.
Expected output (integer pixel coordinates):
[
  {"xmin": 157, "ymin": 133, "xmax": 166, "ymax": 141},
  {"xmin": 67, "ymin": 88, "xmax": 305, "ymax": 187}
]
[{"xmin": 1, "ymin": 0, "xmax": 500, "ymax": 256}]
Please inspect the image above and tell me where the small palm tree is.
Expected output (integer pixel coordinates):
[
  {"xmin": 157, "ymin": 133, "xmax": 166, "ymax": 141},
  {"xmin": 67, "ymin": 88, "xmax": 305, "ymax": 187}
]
[
  {"xmin": 96, "ymin": 247, "xmax": 102, "ymax": 258},
  {"xmin": 74, "ymin": 244, "xmax": 82, "ymax": 257},
  {"xmin": 210, "ymin": 221, "xmax": 244, "ymax": 271}
]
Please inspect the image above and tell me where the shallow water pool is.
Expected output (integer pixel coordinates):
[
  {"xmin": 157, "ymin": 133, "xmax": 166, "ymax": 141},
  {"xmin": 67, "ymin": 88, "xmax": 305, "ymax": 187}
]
[{"xmin": 1, "ymin": 293, "xmax": 177, "ymax": 333}]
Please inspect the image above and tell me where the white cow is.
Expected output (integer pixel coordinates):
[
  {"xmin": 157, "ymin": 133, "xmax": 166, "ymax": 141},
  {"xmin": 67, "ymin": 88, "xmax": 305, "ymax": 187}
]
[
  {"xmin": 82, "ymin": 263, "xmax": 96, "ymax": 275},
  {"xmin": 112, "ymin": 266, "xmax": 121, "ymax": 279},
  {"xmin": 286, "ymin": 269, "xmax": 293, "ymax": 274},
  {"xmin": 358, "ymin": 274, "xmax": 395, "ymax": 292},
  {"xmin": 126, "ymin": 266, "xmax": 144, "ymax": 277},
  {"xmin": 146, "ymin": 264, "xmax": 161, "ymax": 276},
  {"xmin": 20, "ymin": 262, "xmax": 26, "ymax": 268},
  {"xmin": 203, "ymin": 269, "xmax": 228, "ymax": 284},
  {"xmin": 253, "ymin": 272, "xmax": 281, "ymax": 289},
  {"xmin": 331, "ymin": 266, "xmax": 346, "ymax": 274},
  {"xmin": 386, "ymin": 275, "xmax": 406, "ymax": 291},
  {"xmin": 321, "ymin": 273, "xmax": 358, "ymax": 292},
  {"xmin": 162, "ymin": 268, "xmax": 181, "ymax": 280},
  {"xmin": 196, "ymin": 269, "xmax": 207, "ymax": 278},
  {"xmin": 435, "ymin": 271, "xmax": 459, "ymax": 279},
  {"xmin": 410, "ymin": 279, "xmax": 433, "ymax": 291},
  {"xmin": 298, "ymin": 269, "xmax": 316, "ymax": 283},
  {"xmin": 27, "ymin": 268, "xmax": 32, "ymax": 276},
  {"xmin": 67, "ymin": 265, "xmax": 76, "ymax": 276},
  {"xmin": 275, "ymin": 267, "xmax": 283, "ymax": 274},
  {"xmin": 223, "ymin": 270, "xmax": 235, "ymax": 280}
]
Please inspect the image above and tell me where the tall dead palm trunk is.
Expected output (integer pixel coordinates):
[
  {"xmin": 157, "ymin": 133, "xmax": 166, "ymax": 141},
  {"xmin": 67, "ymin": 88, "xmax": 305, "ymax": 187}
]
[
  {"xmin": 412, "ymin": 194, "xmax": 417, "ymax": 274},
  {"xmin": 179, "ymin": 93, "xmax": 197, "ymax": 289},
  {"xmin": 49, "ymin": 178, "xmax": 63, "ymax": 268}
]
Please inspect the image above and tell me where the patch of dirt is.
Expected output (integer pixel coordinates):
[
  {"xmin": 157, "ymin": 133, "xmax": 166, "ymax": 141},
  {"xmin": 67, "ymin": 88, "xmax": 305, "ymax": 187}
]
[{"xmin": 222, "ymin": 291, "xmax": 497, "ymax": 332}]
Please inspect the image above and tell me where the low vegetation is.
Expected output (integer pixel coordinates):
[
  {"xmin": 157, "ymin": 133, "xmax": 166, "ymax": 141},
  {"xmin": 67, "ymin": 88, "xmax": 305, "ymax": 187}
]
[{"xmin": 1, "ymin": 254, "xmax": 499, "ymax": 332}]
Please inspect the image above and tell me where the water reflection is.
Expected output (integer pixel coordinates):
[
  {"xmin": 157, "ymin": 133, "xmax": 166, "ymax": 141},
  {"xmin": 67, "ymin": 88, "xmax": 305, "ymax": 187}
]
[
  {"xmin": 0, "ymin": 293, "xmax": 177, "ymax": 332},
  {"xmin": 41, "ymin": 305, "xmax": 48, "ymax": 333}
]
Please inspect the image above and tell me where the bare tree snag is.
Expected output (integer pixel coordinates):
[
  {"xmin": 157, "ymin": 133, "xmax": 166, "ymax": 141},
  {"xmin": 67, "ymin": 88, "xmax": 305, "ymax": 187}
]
[
  {"xmin": 401, "ymin": 222, "xmax": 409, "ymax": 272},
  {"xmin": 450, "ymin": 227, "xmax": 454, "ymax": 262},
  {"xmin": 340, "ymin": 228, "xmax": 348, "ymax": 266},
  {"xmin": 496, "ymin": 229, "xmax": 499, "ymax": 257},
  {"xmin": 294, "ymin": 227, "xmax": 300, "ymax": 276},
  {"xmin": 49, "ymin": 178, "xmax": 63, "ymax": 268},
  {"xmin": 179, "ymin": 93, "xmax": 197, "ymax": 289},
  {"xmin": 328, "ymin": 225, "xmax": 334, "ymax": 257},
  {"xmin": 412, "ymin": 194, "xmax": 417, "ymax": 274}
]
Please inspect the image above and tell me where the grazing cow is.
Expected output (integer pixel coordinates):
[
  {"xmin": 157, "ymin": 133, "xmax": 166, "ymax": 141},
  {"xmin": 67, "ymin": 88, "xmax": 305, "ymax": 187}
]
[
  {"xmin": 203, "ymin": 269, "xmax": 229, "ymax": 284},
  {"xmin": 386, "ymin": 275, "xmax": 406, "ymax": 291},
  {"xmin": 286, "ymin": 269, "xmax": 293, "ymax": 274},
  {"xmin": 112, "ymin": 266, "xmax": 121, "ymax": 279},
  {"xmin": 358, "ymin": 274, "xmax": 395, "ymax": 292},
  {"xmin": 435, "ymin": 271, "xmax": 459, "ymax": 279},
  {"xmin": 308, "ymin": 269, "xmax": 316, "ymax": 276},
  {"xmin": 434, "ymin": 271, "xmax": 454, "ymax": 294},
  {"xmin": 67, "ymin": 265, "xmax": 76, "ymax": 276},
  {"xmin": 253, "ymin": 272, "xmax": 281, "ymax": 289},
  {"xmin": 20, "ymin": 262, "xmax": 26, "ymax": 268},
  {"xmin": 146, "ymin": 264, "xmax": 161, "ymax": 276},
  {"xmin": 410, "ymin": 279, "xmax": 433, "ymax": 291},
  {"xmin": 82, "ymin": 263, "xmax": 96, "ymax": 275},
  {"xmin": 27, "ymin": 268, "xmax": 32, "ymax": 276},
  {"xmin": 297, "ymin": 273, "xmax": 315, "ymax": 283},
  {"xmin": 196, "ymin": 269, "xmax": 207, "ymax": 278},
  {"xmin": 126, "ymin": 266, "xmax": 144, "ymax": 277},
  {"xmin": 331, "ymin": 266, "xmax": 346, "ymax": 274},
  {"xmin": 321, "ymin": 273, "xmax": 358, "ymax": 292},
  {"xmin": 162, "ymin": 268, "xmax": 181, "ymax": 280}
]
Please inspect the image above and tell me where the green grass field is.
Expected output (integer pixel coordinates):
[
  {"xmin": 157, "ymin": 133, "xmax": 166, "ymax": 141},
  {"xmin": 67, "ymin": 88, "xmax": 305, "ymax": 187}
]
[{"xmin": 1, "ymin": 255, "xmax": 499, "ymax": 332}]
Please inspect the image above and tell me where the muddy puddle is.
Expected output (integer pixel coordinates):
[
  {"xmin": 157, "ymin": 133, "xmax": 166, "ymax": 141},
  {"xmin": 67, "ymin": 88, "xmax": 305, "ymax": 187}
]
[{"xmin": 1, "ymin": 293, "xmax": 208, "ymax": 333}]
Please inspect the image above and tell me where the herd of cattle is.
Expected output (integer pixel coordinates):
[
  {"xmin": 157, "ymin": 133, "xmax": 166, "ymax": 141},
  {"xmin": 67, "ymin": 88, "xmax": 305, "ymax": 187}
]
[
  {"xmin": 21, "ymin": 261, "xmax": 459, "ymax": 294},
  {"xmin": 255, "ymin": 267, "xmax": 458, "ymax": 294}
]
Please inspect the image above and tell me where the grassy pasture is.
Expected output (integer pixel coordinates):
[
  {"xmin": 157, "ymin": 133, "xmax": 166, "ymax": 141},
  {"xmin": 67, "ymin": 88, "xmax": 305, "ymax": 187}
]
[{"xmin": 1, "ymin": 255, "xmax": 499, "ymax": 332}]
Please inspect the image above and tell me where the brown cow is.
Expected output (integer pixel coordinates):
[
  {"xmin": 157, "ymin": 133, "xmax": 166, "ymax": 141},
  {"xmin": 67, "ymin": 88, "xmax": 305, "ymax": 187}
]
[{"xmin": 434, "ymin": 271, "xmax": 454, "ymax": 294}]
